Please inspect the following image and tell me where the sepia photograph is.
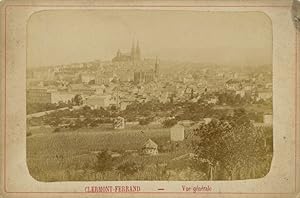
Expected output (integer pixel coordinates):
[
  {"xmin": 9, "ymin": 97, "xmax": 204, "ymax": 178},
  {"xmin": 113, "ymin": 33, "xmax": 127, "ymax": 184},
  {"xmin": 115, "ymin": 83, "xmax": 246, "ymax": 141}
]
[{"xmin": 25, "ymin": 10, "xmax": 273, "ymax": 182}]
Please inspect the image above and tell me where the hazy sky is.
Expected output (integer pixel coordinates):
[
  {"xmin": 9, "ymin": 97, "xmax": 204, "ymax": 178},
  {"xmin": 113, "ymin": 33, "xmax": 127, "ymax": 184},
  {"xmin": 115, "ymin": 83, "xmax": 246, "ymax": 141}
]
[{"xmin": 27, "ymin": 10, "xmax": 272, "ymax": 67}]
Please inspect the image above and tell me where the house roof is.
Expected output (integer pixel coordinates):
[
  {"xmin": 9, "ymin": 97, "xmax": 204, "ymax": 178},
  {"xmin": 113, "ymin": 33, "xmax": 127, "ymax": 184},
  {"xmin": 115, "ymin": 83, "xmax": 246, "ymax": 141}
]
[
  {"xmin": 143, "ymin": 139, "xmax": 158, "ymax": 149},
  {"xmin": 69, "ymin": 83, "xmax": 92, "ymax": 90},
  {"xmin": 171, "ymin": 124, "xmax": 185, "ymax": 129},
  {"xmin": 226, "ymin": 79, "xmax": 240, "ymax": 84}
]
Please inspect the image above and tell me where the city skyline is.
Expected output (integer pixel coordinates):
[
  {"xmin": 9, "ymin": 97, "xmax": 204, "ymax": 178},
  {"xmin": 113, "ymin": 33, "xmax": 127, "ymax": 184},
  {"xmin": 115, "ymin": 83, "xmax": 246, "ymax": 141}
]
[
  {"xmin": 26, "ymin": 10, "xmax": 273, "ymax": 182},
  {"xmin": 27, "ymin": 10, "xmax": 272, "ymax": 68}
]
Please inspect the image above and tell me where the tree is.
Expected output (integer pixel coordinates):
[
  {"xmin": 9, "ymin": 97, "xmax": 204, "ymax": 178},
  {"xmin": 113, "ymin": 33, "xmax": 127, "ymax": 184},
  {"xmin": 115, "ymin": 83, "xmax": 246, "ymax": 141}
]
[
  {"xmin": 139, "ymin": 117, "xmax": 152, "ymax": 125},
  {"xmin": 73, "ymin": 94, "xmax": 83, "ymax": 106},
  {"xmin": 47, "ymin": 116, "xmax": 61, "ymax": 127},
  {"xmin": 70, "ymin": 118, "xmax": 83, "ymax": 130},
  {"xmin": 191, "ymin": 119, "xmax": 270, "ymax": 180},
  {"xmin": 53, "ymin": 127, "xmax": 61, "ymax": 133}
]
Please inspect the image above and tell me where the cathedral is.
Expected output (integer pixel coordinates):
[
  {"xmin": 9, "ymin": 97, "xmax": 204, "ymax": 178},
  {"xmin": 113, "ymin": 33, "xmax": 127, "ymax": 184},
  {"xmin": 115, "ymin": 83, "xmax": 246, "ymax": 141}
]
[
  {"xmin": 112, "ymin": 41, "xmax": 141, "ymax": 63},
  {"xmin": 111, "ymin": 40, "xmax": 160, "ymax": 84}
]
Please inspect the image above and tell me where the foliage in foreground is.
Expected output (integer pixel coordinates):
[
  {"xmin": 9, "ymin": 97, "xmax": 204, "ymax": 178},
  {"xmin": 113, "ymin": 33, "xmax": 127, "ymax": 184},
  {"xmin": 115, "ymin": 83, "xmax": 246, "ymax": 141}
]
[{"xmin": 191, "ymin": 118, "xmax": 272, "ymax": 180}]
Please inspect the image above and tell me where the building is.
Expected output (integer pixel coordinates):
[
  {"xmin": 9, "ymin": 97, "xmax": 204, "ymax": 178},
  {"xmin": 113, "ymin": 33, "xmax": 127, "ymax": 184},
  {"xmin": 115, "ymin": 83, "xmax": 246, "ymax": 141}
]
[
  {"xmin": 27, "ymin": 88, "xmax": 52, "ymax": 104},
  {"xmin": 54, "ymin": 71, "xmax": 79, "ymax": 82},
  {"xmin": 68, "ymin": 84, "xmax": 96, "ymax": 96},
  {"xmin": 28, "ymin": 68, "xmax": 56, "ymax": 81},
  {"xmin": 91, "ymin": 84, "xmax": 106, "ymax": 95},
  {"xmin": 253, "ymin": 114, "xmax": 273, "ymax": 127},
  {"xmin": 263, "ymin": 114, "xmax": 273, "ymax": 125},
  {"xmin": 112, "ymin": 40, "xmax": 141, "ymax": 63},
  {"xmin": 170, "ymin": 124, "xmax": 185, "ymax": 141},
  {"xmin": 50, "ymin": 92, "xmax": 75, "ymax": 104},
  {"xmin": 84, "ymin": 95, "xmax": 111, "ymax": 108},
  {"xmin": 27, "ymin": 88, "xmax": 74, "ymax": 104},
  {"xmin": 236, "ymin": 90, "xmax": 245, "ymax": 97},
  {"xmin": 134, "ymin": 70, "xmax": 155, "ymax": 84},
  {"xmin": 257, "ymin": 89, "xmax": 272, "ymax": 101},
  {"xmin": 154, "ymin": 57, "xmax": 159, "ymax": 78},
  {"xmin": 81, "ymin": 73, "xmax": 95, "ymax": 84},
  {"xmin": 159, "ymin": 92, "xmax": 170, "ymax": 104},
  {"xmin": 207, "ymin": 97, "xmax": 218, "ymax": 104},
  {"xmin": 134, "ymin": 71, "xmax": 144, "ymax": 83},
  {"xmin": 142, "ymin": 139, "xmax": 158, "ymax": 155},
  {"xmin": 95, "ymin": 72, "xmax": 112, "ymax": 85},
  {"xmin": 113, "ymin": 116, "xmax": 125, "ymax": 129},
  {"xmin": 203, "ymin": 118, "xmax": 212, "ymax": 124},
  {"xmin": 116, "ymin": 69, "xmax": 134, "ymax": 82},
  {"xmin": 225, "ymin": 79, "xmax": 242, "ymax": 91},
  {"xmin": 119, "ymin": 100, "xmax": 133, "ymax": 110}
]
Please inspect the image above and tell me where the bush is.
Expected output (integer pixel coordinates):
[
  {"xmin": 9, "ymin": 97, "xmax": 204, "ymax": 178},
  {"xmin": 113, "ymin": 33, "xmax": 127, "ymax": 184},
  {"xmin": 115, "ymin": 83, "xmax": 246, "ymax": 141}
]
[
  {"xmin": 162, "ymin": 119, "xmax": 177, "ymax": 128},
  {"xmin": 139, "ymin": 118, "xmax": 152, "ymax": 125},
  {"xmin": 53, "ymin": 127, "xmax": 61, "ymax": 133},
  {"xmin": 117, "ymin": 161, "xmax": 143, "ymax": 175},
  {"xmin": 94, "ymin": 150, "xmax": 114, "ymax": 172}
]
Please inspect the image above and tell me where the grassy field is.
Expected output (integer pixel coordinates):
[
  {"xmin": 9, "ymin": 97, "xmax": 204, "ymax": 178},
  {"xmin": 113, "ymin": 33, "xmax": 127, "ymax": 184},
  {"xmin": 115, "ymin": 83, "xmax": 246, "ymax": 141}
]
[
  {"xmin": 26, "ymin": 125, "xmax": 197, "ymax": 181},
  {"xmin": 27, "ymin": 126, "xmax": 171, "ymax": 155},
  {"xmin": 26, "ymin": 123, "xmax": 272, "ymax": 181}
]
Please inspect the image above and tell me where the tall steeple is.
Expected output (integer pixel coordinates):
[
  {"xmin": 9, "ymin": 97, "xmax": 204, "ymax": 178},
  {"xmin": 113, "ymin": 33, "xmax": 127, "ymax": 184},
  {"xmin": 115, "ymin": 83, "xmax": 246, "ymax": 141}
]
[
  {"xmin": 131, "ymin": 40, "xmax": 135, "ymax": 61},
  {"xmin": 155, "ymin": 56, "xmax": 159, "ymax": 78},
  {"xmin": 117, "ymin": 49, "xmax": 121, "ymax": 58},
  {"xmin": 135, "ymin": 40, "xmax": 141, "ymax": 61}
]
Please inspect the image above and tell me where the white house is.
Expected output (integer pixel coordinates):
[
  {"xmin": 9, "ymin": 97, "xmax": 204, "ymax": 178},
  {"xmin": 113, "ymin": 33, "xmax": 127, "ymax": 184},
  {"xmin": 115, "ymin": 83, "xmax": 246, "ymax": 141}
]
[
  {"xmin": 170, "ymin": 124, "xmax": 185, "ymax": 141},
  {"xmin": 84, "ymin": 95, "xmax": 111, "ymax": 108}
]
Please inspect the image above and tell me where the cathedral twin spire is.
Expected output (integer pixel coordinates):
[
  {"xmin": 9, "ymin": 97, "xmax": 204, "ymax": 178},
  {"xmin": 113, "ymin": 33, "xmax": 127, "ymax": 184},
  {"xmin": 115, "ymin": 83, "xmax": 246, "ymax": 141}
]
[
  {"xmin": 112, "ymin": 40, "xmax": 141, "ymax": 63},
  {"xmin": 131, "ymin": 40, "xmax": 141, "ymax": 61}
]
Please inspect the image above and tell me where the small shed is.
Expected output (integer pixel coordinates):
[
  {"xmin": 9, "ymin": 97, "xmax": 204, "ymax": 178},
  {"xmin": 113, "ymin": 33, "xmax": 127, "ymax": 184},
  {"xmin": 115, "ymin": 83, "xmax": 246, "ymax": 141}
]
[
  {"xmin": 113, "ymin": 116, "xmax": 125, "ymax": 129},
  {"xmin": 142, "ymin": 139, "xmax": 158, "ymax": 155},
  {"xmin": 203, "ymin": 118, "xmax": 212, "ymax": 124},
  {"xmin": 170, "ymin": 124, "xmax": 185, "ymax": 141}
]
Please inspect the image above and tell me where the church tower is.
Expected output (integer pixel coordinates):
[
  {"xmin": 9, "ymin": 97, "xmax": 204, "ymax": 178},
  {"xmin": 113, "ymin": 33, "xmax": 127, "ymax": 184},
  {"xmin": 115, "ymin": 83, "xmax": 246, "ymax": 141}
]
[
  {"xmin": 116, "ymin": 49, "xmax": 121, "ymax": 58},
  {"xmin": 135, "ymin": 40, "xmax": 141, "ymax": 61},
  {"xmin": 155, "ymin": 56, "xmax": 159, "ymax": 78},
  {"xmin": 131, "ymin": 41, "xmax": 136, "ymax": 62}
]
